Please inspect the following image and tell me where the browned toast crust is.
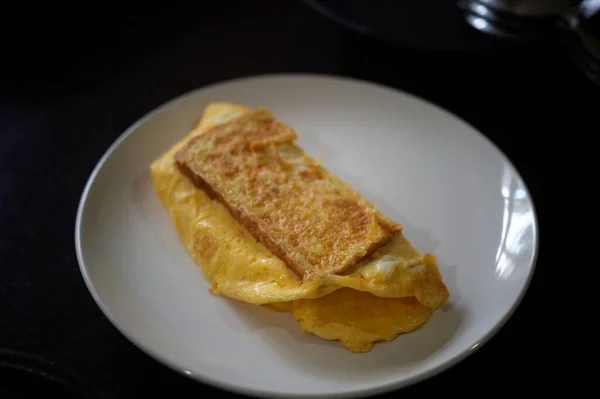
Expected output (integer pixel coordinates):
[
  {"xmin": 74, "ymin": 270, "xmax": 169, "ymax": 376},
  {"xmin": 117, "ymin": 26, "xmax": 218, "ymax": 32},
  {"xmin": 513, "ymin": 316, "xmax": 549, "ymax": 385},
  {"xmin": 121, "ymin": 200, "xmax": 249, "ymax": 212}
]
[{"xmin": 175, "ymin": 108, "xmax": 401, "ymax": 278}]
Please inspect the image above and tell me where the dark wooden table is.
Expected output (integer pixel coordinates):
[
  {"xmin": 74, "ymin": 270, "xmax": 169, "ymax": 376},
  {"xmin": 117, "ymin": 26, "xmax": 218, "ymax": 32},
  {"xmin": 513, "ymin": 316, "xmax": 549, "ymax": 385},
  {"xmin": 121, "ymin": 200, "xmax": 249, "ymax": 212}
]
[{"xmin": 0, "ymin": 0, "xmax": 591, "ymax": 397}]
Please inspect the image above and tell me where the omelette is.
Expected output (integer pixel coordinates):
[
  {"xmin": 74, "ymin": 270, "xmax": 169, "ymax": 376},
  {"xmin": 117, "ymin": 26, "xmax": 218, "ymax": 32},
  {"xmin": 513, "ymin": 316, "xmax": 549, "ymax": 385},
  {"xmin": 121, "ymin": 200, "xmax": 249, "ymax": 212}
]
[{"xmin": 150, "ymin": 102, "xmax": 449, "ymax": 352}]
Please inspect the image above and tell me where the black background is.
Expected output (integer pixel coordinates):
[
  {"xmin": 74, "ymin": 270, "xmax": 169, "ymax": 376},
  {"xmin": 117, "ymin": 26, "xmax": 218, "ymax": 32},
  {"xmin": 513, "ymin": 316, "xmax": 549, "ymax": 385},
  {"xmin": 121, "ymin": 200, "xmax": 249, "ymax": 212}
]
[{"xmin": 0, "ymin": 0, "xmax": 592, "ymax": 397}]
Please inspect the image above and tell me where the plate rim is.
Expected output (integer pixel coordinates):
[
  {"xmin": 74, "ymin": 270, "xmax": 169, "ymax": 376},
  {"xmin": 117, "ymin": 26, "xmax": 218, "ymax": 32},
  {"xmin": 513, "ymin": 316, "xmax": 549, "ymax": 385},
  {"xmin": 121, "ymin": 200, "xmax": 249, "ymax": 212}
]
[{"xmin": 74, "ymin": 73, "xmax": 539, "ymax": 399}]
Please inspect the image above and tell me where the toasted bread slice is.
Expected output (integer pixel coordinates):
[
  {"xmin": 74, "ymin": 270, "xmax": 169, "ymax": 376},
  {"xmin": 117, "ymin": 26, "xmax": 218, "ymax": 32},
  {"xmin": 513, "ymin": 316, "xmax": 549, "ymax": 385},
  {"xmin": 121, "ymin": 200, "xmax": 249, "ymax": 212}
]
[{"xmin": 175, "ymin": 108, "xmax": 401, "ymax": 278}]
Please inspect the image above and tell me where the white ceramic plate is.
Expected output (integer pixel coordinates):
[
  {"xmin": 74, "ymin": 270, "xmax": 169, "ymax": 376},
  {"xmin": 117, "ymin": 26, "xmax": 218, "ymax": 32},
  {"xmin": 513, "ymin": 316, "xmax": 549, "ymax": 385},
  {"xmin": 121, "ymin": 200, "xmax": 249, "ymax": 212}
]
[{"xmin": 75, "ymin": 74, "xmax": 537, "ymax": 398}]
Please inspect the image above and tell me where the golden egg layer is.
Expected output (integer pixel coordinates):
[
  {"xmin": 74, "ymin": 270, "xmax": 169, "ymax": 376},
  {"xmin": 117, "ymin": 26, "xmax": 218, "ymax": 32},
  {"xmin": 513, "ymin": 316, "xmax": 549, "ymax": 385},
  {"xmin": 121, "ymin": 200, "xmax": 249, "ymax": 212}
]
[{"xmin": 149, "ymin": 102, "xmax": 449, "ymax": 352}]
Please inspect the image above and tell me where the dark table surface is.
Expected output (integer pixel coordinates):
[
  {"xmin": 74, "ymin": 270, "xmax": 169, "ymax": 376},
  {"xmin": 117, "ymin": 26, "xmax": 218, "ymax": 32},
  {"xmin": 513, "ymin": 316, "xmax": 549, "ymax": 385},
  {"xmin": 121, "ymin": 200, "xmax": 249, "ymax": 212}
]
[{"xmin": 0, "ymin": 0, "xmax": 592, "ymax": 397}]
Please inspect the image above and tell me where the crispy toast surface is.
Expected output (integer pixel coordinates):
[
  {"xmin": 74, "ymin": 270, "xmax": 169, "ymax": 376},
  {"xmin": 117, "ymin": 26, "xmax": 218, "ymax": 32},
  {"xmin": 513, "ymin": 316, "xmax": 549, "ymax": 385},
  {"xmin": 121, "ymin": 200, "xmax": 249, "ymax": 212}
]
[{"xmin": 175, "ymin": 108, "xmax": 401, "ymax": 278}]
